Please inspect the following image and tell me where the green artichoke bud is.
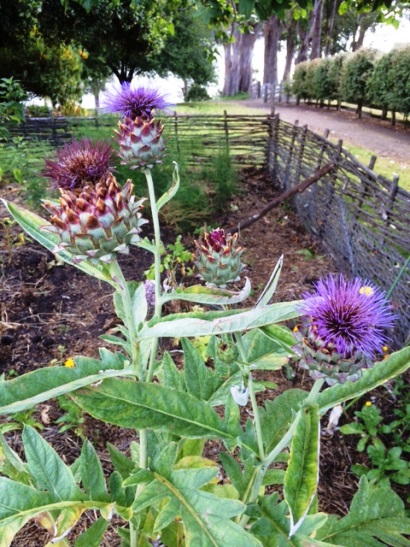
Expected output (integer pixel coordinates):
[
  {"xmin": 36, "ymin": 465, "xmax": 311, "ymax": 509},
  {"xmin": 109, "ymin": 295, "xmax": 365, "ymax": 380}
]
[
  {"xmin": 292, "ymin": 319, "xmax": 374, "ymax": 386},
  {"xmin": 116, "ymin": 117, "xmax": 166, "ymax": 170},
  {"xmin": 43, "ymin": 173, "xmax": 146, "ymax": 264},
  {"xmin": 194, "ymin": 228, "xmax": 244, "ymax": 288},
  {"xmin": 217, "ymin": 339, "xmax": 239, "ymax": 364}
]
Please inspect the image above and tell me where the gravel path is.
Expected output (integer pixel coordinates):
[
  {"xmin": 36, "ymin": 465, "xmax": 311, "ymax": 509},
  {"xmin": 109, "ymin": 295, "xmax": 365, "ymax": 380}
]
[{"xmin": 241, "ymin": 99, "xmax": 410, "ymax": 166}]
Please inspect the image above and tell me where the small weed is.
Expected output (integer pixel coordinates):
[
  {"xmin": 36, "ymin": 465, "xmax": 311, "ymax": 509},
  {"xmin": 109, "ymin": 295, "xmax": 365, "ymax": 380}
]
[
  {"xmin": 55, "ymin": 395, "xmax": 86, "ymax": 439},
  {"xmin": 341, "ymin": 401, "xmax": 410, "ymax": 487},
  {"xmin": 1, "ymin": 408, "xmax": 43, "ymax": 434}
]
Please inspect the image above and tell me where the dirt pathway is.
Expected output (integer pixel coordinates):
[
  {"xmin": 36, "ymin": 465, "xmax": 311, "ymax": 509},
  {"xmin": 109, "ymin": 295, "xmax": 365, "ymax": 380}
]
[{"xmin": 240, "ymin": 99, "xmax": 410, "ymax": 166}]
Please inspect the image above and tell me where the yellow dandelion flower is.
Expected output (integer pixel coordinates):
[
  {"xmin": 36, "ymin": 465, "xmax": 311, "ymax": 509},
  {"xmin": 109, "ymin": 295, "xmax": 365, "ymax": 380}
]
[
  {"xmin": 365, "ymin": 401, "xmax": 372, "ymax": 407},
  {"xmin": 64, "ymin": 358, "xmax": 75, "ymax": 368}
]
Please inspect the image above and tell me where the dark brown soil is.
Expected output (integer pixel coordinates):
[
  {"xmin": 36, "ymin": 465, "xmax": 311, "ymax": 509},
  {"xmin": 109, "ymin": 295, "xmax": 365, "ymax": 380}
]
[{"xmin": 0, "ymin": 166, "xmax": 406, "ymax": 545}]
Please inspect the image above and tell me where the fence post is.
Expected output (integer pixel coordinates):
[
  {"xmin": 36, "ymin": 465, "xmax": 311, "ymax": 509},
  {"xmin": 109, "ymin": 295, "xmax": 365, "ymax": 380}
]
[
  {"xmin": 317, "ymin": 139, "xmax": 342, "ymax": 240},
  {"xmin": 224, "ymin": 110, "xmax": 229, "ymax": 148},
  {"xmin": 315, "ymin": 129, "xmax": 330, "ymax": 170},
  {"xmin": 284, "ymin": 120, "xmax": 299, "ymax": 189},
  {"xmin": 295, "ymin": 124, "xmax": 308, "ymax": 186},
  {"xmin": 379, "ymin": 173, "xmax": 399, "ymax": 247}
]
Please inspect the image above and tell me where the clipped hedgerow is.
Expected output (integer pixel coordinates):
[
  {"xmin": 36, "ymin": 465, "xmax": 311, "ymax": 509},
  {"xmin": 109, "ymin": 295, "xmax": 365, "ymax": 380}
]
[{"xmin": 341, "ymin": 48, "xmax": 377, "ymax": 118}]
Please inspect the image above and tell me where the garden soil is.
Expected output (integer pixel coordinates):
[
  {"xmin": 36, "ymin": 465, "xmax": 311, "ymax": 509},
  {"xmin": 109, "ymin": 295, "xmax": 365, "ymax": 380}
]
[{"xmin": 0, "ymin": 105, "xmax": 408, "ymax": 545}]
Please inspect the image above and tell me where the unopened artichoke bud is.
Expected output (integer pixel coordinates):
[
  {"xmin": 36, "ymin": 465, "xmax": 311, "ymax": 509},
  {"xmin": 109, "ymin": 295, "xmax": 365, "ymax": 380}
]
[
  {"xmin": 194, "ymin": 228, "xmax": 244, "ymax": 288},
  {"xmin": 115, "ymin": 117, "xmax": 166, "ymax": 170},
  {"xmin": 217, "ymin": 339, "xmax": 239, "ymax": 364},
  {"xmin": 294, "ymin": 275, "xmax": 395, "ymax": 386},
  {"xmin": 43, "ymin": 173, "xmax": 147, "ymax": 264}
]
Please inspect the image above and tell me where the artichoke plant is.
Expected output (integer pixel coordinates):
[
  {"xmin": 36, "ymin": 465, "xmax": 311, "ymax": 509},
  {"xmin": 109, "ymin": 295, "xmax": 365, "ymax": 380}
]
[
  {"xmin": 294, "ymin": 275, "xmax": 395, "ymax": 385},
  {"xmin": 102, "ymin": 82, "xmax": 169, "ymax": 170},
  {"xmin": 194, "ymin": 228, "xmax": 244, "ymax": 287},
  {"xmin": 43, "ymin": 174, "xmax": 146, "ymax": 264}
]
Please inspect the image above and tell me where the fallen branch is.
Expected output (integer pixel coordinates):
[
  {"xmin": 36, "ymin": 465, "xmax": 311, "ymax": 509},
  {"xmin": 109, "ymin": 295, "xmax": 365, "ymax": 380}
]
[{"xmin": 226, "ymin": 162, "xmax": 335, "ymax": 234}]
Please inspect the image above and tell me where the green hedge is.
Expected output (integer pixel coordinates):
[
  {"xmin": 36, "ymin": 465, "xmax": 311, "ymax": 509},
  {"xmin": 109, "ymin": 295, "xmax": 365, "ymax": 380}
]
[{"xmin": 291, "ymin": 46, "xmax": 410, "ymax": 120}]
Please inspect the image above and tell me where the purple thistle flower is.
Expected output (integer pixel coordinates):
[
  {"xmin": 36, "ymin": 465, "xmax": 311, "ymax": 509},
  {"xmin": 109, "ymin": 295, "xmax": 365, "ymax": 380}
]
[
  {"xmin": 43, "ymin": 138, "xmax": 114, "ymax": 191},
  {"xmin": 299, "ymin": 275, "xmax": 395, "ymax": 358},
  {"xmin": 102, "ymin": 83, "xmax": 170, "ymax": 120}
]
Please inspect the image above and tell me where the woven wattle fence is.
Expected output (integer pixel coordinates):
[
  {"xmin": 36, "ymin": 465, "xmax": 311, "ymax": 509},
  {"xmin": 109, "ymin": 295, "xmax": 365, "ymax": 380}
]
[{"xmin": 266, "ymin": 110, "xmax": 410, "ymax": 348}]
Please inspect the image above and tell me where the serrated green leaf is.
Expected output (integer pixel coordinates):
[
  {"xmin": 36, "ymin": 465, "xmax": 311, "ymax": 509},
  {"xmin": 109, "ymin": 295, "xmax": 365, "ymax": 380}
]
[
  {"xmin": 317, "ymin": 347, "xmax": 410, "ymax": 414},
  {"xmin": 182, "ymin": 338, "xmax": 215, "ymax": 401},
  {"xmin": 243, "ymin": 328, "xmax": 289, "ymax": 371},
  {"xmin": 160, "ymin": 352, "xmax": 187, "ymax": 392},
  {"xmin": 72, "ymin": 379, "xmax": 248, "ymax": 449},
  {"xmin": 0, "ymin": 433, "xmax": 31, "ymax": 484},
  {"xmin": 138, "ymin": 301, "xmax": 301, "ymax": 339},
  {"xmin": 0, "ymin": 356, "xmax": 133, "ymax": 415},
  {"xmin": 134, "ymin": 468, "xmax": 262, "ymax": 546},
  {"xmin": 284, "ymin": 405, "xmax": 320, "ymax": 537},
  {"xmin": 79, "ymin": 441, "xmax": 109, "ymax": 502},
  {"xmin": 0, "ymin": 477, "xmax": 111, "ymax": 545},
  {"xmin": 260, "ymin": 389, "xmax": 307, "ymax": 454},
  {"xmin": 131, "ymin": 282, "xmax": 148, "ymax": 328},
  {"xmin": 156, "ymin": 162, "xmax": 180, "ymax": 210},
  {"xmin": 22, "ymin": 426, "xmax": 84, "ymax": 502},
  {"xmin": 255, "ymin": 254, "xmax": 283, "ymax": 307},
  {"xmin": 74, "ymin": 517, "xmax": 110, "ymax": 547},
  {"xmin": 3, "ymin": 200, "xmax": 114, "ymax": 286},
  {"xmin": 160, "ymin": 278, "xmax": 251, "ymax": 307},
  {"xmin": 316, "ymin": 477, "xmax": 410, "ymax": 545}
]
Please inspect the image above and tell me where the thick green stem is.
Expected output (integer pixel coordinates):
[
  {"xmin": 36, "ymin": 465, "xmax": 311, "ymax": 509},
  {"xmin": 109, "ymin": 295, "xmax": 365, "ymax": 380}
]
[
  {"xmin": 144, "ymin": 169, "xmax": 163, "ymax": 320},
  {"xmin": 108, "ymin": 260, "xmax": 140, "ymax": 377},
  {"xmin": 235, "ymin": 333, "xmax": 265, "ymax": 460},
  {"xmin": 237, "ymin": 375, "xmax": 325, "ymax": 528}
]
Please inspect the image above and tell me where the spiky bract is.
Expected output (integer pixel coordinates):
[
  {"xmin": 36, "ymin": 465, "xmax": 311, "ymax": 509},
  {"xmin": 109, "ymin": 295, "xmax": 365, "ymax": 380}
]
[
  {"xmin": 43, "ymin": 174, "xmax": 146, "ymax": 264},
  {"xmin": 194, "ymin": 228, "xmax": 244, "ymax": 287},
  {"xmin": 115, "ymin": 117, "xmax": 166, "ymax": 170}
]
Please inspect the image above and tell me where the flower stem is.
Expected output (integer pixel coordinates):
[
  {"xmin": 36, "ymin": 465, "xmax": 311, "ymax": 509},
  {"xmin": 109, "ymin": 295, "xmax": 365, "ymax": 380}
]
[
  {"xmin": 235, "ymin": 333, "xmax": 265, "ymax": 461},
  {"xmin": 108, "ymin": 260, "xmax": 140, "ymax": 377},
  {"xmin": 144, "ymin": 169, "xmax": 162, "ymax": 320}
]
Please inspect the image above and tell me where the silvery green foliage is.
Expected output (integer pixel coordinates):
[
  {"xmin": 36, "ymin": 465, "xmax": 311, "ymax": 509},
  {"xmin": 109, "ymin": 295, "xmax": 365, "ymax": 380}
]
[{"xmin": 1, "ymin": 92, "xmax": 410, "ymax": 546}]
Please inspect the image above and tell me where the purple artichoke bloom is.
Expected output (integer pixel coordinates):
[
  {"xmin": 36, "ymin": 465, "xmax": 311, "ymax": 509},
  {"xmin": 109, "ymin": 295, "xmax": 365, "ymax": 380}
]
[
  {"xmin": 299, "ymin": 275, "xmax": 395, "ymax": 358},
  {"xmin": 43, "ymin": 138, "xmax": 114, "ymax": 192},
  {"xmin": 102, "ymin": 83, "xmax": 170, "ymax": 120}
]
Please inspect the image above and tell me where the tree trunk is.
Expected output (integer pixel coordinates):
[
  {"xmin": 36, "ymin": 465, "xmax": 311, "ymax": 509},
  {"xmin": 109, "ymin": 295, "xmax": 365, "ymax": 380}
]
[
  {"xmin": 238, "ymin": 23, "xmax": 262, "ymax": 93},
  {"xmin": 263, "ymin": 16, "xmax": 282, "ymax": 87},
  {"xmin": 282, "ymin": 18, "xmax": 297, "ymax": 81},
  {"xmin": 295, "ymin": 22, "xmax": 309, "ymax": 64},
  {"xmin": 310, "ymin": 0, "xmax": 324, "ymax": 59},
  {"xmin": 324, "ymin": 0, "xmax": 338, "ymax": 57},
  {"xmin": 222, "ymin": 26, "xmax": 241, "ymax": 96}
]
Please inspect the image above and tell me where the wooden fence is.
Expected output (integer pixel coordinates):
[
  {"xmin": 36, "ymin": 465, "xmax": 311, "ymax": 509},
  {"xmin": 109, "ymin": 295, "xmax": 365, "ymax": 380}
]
[
  {"xmin": 267, "ymin": 110, "xmax": 410, "ymax": 347},
  {"xmin": 4, "ymin": 118, "xmax": 72, "ymax": 146}
]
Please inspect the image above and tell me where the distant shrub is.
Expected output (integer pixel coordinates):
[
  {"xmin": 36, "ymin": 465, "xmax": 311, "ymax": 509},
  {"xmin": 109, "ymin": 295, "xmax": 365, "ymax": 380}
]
[
  {"xmin": 26, "ymin": 105, "xmax": 51, "ymax": 118},
  {"xmin": 185, "ymin": 85, "xmax": 210, "ymax": 102},
  {"xmin": 341, "ymin": 48, "xmax": 376, "ymax": 117}
]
